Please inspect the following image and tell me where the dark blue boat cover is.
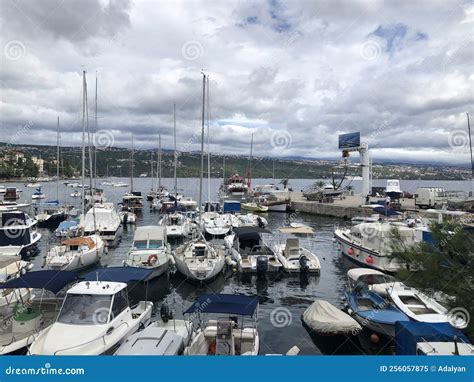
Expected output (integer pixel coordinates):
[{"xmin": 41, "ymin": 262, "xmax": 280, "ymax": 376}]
[
  {"xmin": 81, "ymin": 267, "xmax": 152, "ymax": 283},
  {"xmin": 0, "ymin": 270, "xmax": 77, "ymax": 294},
  {"xmin": 184, "ymin": 294, "xmax": 258, "ymax": 316}
]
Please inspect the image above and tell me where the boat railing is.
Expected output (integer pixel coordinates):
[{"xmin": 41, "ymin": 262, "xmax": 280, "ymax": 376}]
[{"xmin": 53, "ymin": 321, "xmax": 130, "ymax": 355}]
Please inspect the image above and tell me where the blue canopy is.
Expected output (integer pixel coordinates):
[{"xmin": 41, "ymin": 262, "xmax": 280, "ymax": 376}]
[
  {"xmin": 0, "ymin": 271, "xmax": 77, "ymax": 294},
  {"xmin": 184, "ymin": 294, "xmax": 258, "ymax": 316},
  {"xmin": 395, "ymin": 321, "xmax": 470, "ymax": 355},
  {"xmin": 81, "ymin": 267, "xmax": 152, "ymax": 283},
  {"xmin": 373, "ymin": 206, "xmax": 400, "ymax": 216},
  {"xmin": 55, "ymin": 220, "xmax": 78, "ymax": 231}
]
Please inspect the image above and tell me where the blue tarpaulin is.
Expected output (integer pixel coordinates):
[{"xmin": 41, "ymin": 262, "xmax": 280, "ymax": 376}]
[
  {"xmin": 184, "ymin": 294, "xmax": 258, "ymax": 316},
  {"xmin": 81, "ymin": 267, "xmax": 152, "ymax": 283},
  {"xmin": 223, "ymin": 201, "xmax": 241, "ymax": 213},
  {"xmin": 395, "ymin": 321, "xmax": 470, "ymax": 355},
  {"xmin": 0, "ymin": 270, "xmax": 77, "ymax": 294}
]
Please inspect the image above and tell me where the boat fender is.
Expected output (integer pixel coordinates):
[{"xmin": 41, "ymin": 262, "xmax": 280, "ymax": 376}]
[
  {"xmin": 365, "ymin": 256, "xmax": 374, "ymax": 265},
  {"xmin": 347, "ymin": 248, "xmax": 354, "ymax": 256},
  {"xmin": 147, "ymin": 254, "xmax": 158, "ymax": 266},
  {"xmin": 160, "ymin": 304, "xmax": 173, "ymax": 323}
]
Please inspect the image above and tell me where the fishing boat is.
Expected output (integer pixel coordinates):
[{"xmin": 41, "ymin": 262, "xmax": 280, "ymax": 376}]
[
  {"xmin": 115, "ymin": 303, "xmax": 192, "ymax": 355},
  {"xmin": 0, "ymin": 211, "xmax": 41, "ymax": 259},
  {"xmin": 223, "ymin": 174, "xmax": 248, "ymax": 197},
  {"xmin": 183, "ymin": 294, "xmax": 259, "ymax": 355},
  {"xmin": 29, "ymin": 268, "xmax": 154, "ymax": 355},
  {"xmin": 0, "ymin": 270, "xmax": 76, "ymax": 355},
  {"xmin": 83, "ymin": 203, "xmax": 121, "ymax": 243},
  {"xmin": 173, "ymin": 238, "xmax": 226, "ymax": 282},
  {"xmin": 273, "ymin": 237, "xmax": 320, "ymax": 274},
  {"xmin": 385, "ymin": 179, "xmax": 403, "ymax": 199},
  {"xmin": 241, "ymin": 202, "xmax": 268, "ymax": 213},
  {"xmin": 224, "ymin": 227, "xmax": 282, "ymax": 275},
  {"xmin": 31, "ymin": 187, "xmax": 45, "ymax": 200},
  {"xmin": 344, "ymin": 268, "xmax": 409, "ymax": 337},
  {"xmin": 123, "ymin": 226, "xmax": 173, "ymax": 280},
  {"xmin": 44, "ymin": 235, "xmax": 104, "ymax": 272},
  {"xmin": 333, "ymin": 221, "xmax": 430, "ymax": 272}
]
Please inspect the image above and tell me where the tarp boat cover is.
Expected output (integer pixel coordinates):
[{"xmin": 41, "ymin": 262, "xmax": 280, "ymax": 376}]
[{"xmin": 302, "ymin": 300, "xmax": 361, "ymax": 335}]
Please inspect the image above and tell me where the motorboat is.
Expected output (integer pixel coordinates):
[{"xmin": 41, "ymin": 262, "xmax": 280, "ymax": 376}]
[
  {"xmin": 85, "ymin": 188, "xmax": 107, "ymax": 206},
  {"xmin": 122, "ymin": 192, "xmax": 144, "ymax": 211},
  {"xmin": 256, "ymin": 195, "xmax": 288, "ymax": 212},
  {"xmin": 0, "ymin": 256, "xmax": 33, "ymax": 283},
  {"xmin": 25, "ymin": 183, "xmax": 41, "ymax": 188},
  {"xmin": 119, "ymin": 211, "xmax": 137, "ymax": 225},
  {"xmin": 31, "ymin": 187, "xmax": 45, "ymax": 200},
  {"xmin": 0, "ymin": 186, "xmax": 6, "ymax": 194},
  {"xmin": 224, "ymin": 227, "xmax": 282, "ymax": 275},
  {"xmin": 0, "ymin": 201, "xmax": 31, "ymax": 212},
  {"xmin": 173, "ymin": 238, "xmax": 226, "ymax": 282},
  {"xmin": 333, "ymin": 222, "xmax": 430, "ymax": 272},
  {"xmin": 395, "ymin": 321, "xmax": 473, "ymax": 355},
  {"xmin": 344, "ymin": 268, "xmax": 409, "ymax": 337},
  {"xmin": 4, "ymin": 187, "xmax": 21, "ymax": 201},
  {"xmin": 70, "ymin": 190, "xmax": 80, "ymax": 198},
  {"xmin": 159, "ymin": 213, "xmax": 196, "ymax": 239},
  {"xmin": 0, "ymin": 270, "xmax": 76, "ymax": 354},
  {"xmin": 123, "ymin": 226, "xmax": 173, "ymax": 280},
  {"xmin": 273, "ymin": 237, "xmax": 320, "ymax": 274},
  {"xmin": 29, "ymin": 268, "xmax": 154, "ymax": 355},
  {"xmin": 200, "ymin": 212, "xmax": 232, "ymax": 237},
  {"xmin": 222, "ymin": 174, "xmax": 248, "ymax": 197},
  {"xmin": 0, "ymin": 211, "xmax": 41, "ymax": 259},
  {"xmin": 386, "ymin": 283, "xmax": 451, "ymax": 324},
  {"xmin": 386, "ymin": 180, "xmax": 403, "ymax": 199},
  {"xmin": 301, "ymin": 299, "xmax": 361, "ymax": 337},
  {"xmin": 241, "ymin": 203, "xmax": 268, "ymax": 213},
  {"xmin": 115, "ymin": 304, "xmax": 192, "ymax": 355},
  {"xmin": 236, "ymin": 213, "xmax": 268, "ymax": 228},
  {"xmin": 83, "ymin": 203, "xmax": 122, "ymax": 243},
  {"xmin": 183, "ymin": 294, "xmax": 259, "ymax": 355},
  {"xmin": 112, "ymin": 182, "xmax": 128, "ymax": 187},
  {"xmin": 178, "ymin": 196, "xmax": 198, "ymax": 211},
  {"xmin": 34, "ymin": 202, "xmax": 68, "ymax": 229},
  {"xmin": 55, "ymin": 220, "xmax": 81, "ymax": 238},
  {"xmin": 44, "ymin": 235, "xmax": 104, "ymax": 272}
]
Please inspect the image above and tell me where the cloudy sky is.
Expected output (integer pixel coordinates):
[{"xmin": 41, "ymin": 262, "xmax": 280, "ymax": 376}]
[{"xmin": 0, "ymin": 0, "xmax": 473, "ymax": 164}]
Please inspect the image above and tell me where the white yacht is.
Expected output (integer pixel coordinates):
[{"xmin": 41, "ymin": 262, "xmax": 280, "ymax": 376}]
[
  {"xmin": 178, "ymin": 196, "xmax": 198, "ymax": 211},
  {"xmin": 183, "ymin": 294, "xmax": 259, "ymax": 355},
  {"xmin": 386, "ymin": 179, "xmax": 403, "ymax": 199},
  {"xmin": 29, "ymin": 279, "xmax": 153, "ymax": 355},
  {"xmin": 200, "ymin": 212, "xmax": 232, "ymax": 236},
  {"xmin": 123, "ymin": 226, "xmax": 173, "ymax": 280},
  {"xmin": 83, "ymin": 203, "xmax": 121, "ymax": 243},
  {"xmin": 273, "ymin": 237, "xmax": 321, "ymax": 274},
  {"xmin": 0, "ymin": 211, "xmax": 41, "ymax": 259},
  {"xmin": 159, "ymin": 213, "xmax": 196, "ymax": 239},
  {"xmin": 44, "ymin": 235, "xmax": 104, "ymax": 272},
  {"xmin": 173, "ymin": 239, "xmax": 226, "ymax": 282},
  {"xmin": 334, "ymin": 221, "xmax": 430, "ymax": 272}
]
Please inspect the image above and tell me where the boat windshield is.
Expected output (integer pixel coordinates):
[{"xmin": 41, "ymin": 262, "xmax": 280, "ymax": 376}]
[
  {"xmin": 57, "ymin": 294, "xmax": 112, "ymax": 325},
  {"xmin": 351, "ymin": 274, "xmax": 395, "ymax": 290},
  {"xmin": 148, "ymin": 239, "xmax": 163, "ymax": 249},
  {"xmin": 133, "ymin": 240, "xmax": 148, "ymax": 249}
]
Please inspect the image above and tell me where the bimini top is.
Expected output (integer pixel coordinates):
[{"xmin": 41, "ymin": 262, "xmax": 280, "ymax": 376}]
[
  {"xmin": 233, "ymin": 226, "xmax": 271, "ymax": 239},
  {"xmin": 0, "ymin": 270, "xmax": 77, "ymax": 294},
  {"xmin": 184, "ymin": 294, "xmax": 258, "ymax": 316},
  {"xmin": 81, "ymin": 267, "xmax": 152, "ymax": 283}
]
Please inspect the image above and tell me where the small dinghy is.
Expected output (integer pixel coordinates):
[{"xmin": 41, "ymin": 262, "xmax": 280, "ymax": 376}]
[{"xmin": 302, "ymin": 300, "xmax": 361, "ymax": 336}]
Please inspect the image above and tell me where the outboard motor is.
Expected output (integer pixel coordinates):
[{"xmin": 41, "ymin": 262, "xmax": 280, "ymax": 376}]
[
  {"xmin": 257, "ymin": 217, "xmax": 265, "ymax": 228},
  {"xmin": 160, "ymin": 304, "xmax": 173, "ymax": 323},
  {"xmin": 123, "ymin": 213, "xmax": 128, "ymax": 225},
  {"xmin": 299, "ymin": 255, "xmax": 310, "ymax": 273},
  {"xmin": 256, "ymin": 255, "xmax": 268, "ymax": 276}
]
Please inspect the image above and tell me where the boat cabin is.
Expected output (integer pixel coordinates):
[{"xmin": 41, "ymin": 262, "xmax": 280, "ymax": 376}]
[
  {"xmin": 132, "ymin": 226, "xmax": 166, "ymax": 250},
  {"xmin": 231, "ymin": 227, "xmax": 273, "ymax": 258},
  {"xmin": 347, "ymin": 268, "xmax": 395, "ymax": 293}
]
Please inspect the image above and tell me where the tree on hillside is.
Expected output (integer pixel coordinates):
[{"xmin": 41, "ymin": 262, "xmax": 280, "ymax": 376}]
[{"xmin": 389, "ymin": 222, "xmax": 474, "ymax": 340}]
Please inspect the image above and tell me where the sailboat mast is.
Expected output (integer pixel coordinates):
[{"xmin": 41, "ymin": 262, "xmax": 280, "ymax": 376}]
[
  {"xmin": 94, "ymin": 73, "xmax": 98, "ymax": 187},
  {"xmin": 150, "ymin": 151, "xmax": 154, "ymax": 191},
  {"xmin": 86, "ymin": 83, "xmax": 97, "ymax": 232},
  {"xmin": 81, "ymin": 71, "xmax": 87, "ymax": 218},
  {"xmin": 56, "ymin": 116, "xmax": 60, "ymax": 201},
  {"xmin": 467, "ymin": 113, "xmax": 473, "ymax": 180},
  {"xmin": 207, "ymin": 75, "xmax": 211, "ymax": 203},
  {"xmin": 198, "ymin": 73, "xmax": 206, "ymax": 223},
  {"xmin": 223, "ymin": 156, "xmax": 225, "ymax": 181},
  {"xmin": 173, "ymin": 102, "xmax": 177, "ymax": 195},
  {"xmin": 158, "ymin": 134, "xmax": 162, "ymax": 189},
  {"xmin": 130, "ymin": 135, "xmax": 134, "ymax": 192},
  {"xmin": 272, "ymin": 159, "xmax": 275, "ymax": 180},
  {"xmin": 247, "ymin": 133, "xmax": 253, "ymax": 188}
]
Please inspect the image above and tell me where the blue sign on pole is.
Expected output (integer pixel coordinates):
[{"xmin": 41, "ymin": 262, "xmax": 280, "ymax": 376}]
[{"xmin": 339, "ymin": 132, "xmax": 361, "ymax": 149}]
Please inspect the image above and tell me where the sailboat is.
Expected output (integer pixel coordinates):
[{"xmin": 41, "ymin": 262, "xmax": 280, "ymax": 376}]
[
  {"xmin": 173, "ymin": 73, "xmax": 225, "ymax": 282},
  {"xmin": 45, "ymin": 72, "xmax": 104, "ymax": 272}
]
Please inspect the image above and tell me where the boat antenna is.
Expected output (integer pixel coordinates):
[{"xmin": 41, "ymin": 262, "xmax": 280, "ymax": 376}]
[
  {"xmin": 173, "ymin": 102, "xmax": 177, "ymax": 196},
  {"xmin": 130, "ymin": 135, "xmax": 134, "ymax": 192},
  {"xmin": 158, "ymin": 134, "xmax": 162, "ymax": 190},
  {"xmin": 56, "ymin": 116, "xmax": 60, "ymax": 202},
  {"xmin": 198, "ymin": 72, "xmax": 206, "ymax": 224}
]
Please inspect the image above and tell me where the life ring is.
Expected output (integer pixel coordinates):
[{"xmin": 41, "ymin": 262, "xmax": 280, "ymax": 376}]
[
  {"xmin": 147, "ymin": 254, "xmax": 158, "ymax": 266},
  {"xmin": 347, "ymin": 247, "xmax": 354, "ymax": 256}
]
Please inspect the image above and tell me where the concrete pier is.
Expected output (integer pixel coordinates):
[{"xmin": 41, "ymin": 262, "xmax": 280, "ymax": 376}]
[{"xmin": 289, "ymin": 192, "xmax": 416, "ymax": 219}]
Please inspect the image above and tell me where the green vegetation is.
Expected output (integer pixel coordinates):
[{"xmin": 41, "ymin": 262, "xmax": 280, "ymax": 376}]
[{"xmin": 390, "ymin": 222, "xmax": 474, "ymax": 340}]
